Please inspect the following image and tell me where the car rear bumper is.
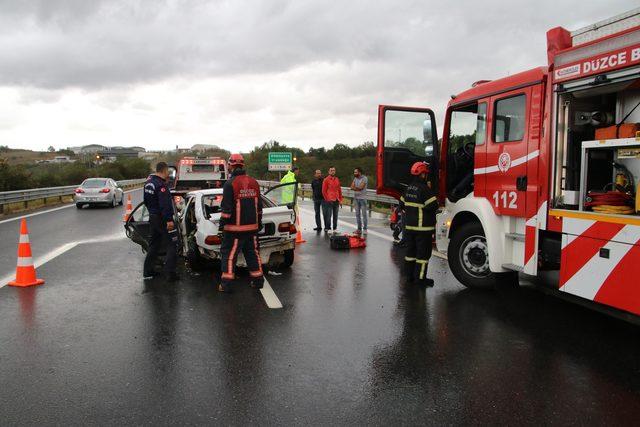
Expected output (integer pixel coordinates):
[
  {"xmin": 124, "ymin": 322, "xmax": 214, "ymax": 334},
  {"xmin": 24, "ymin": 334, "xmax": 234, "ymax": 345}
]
[
  {"xmin": 75, "ymin": 193, "xmax": 112, "ymax": 204},
  {"xmin": 201, "ymin": 238, "xmax": 295, "ymax": 267}
]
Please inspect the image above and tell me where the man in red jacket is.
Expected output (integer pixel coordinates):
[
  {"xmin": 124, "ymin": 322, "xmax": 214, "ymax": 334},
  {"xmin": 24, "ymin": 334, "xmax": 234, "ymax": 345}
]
[
  {"xmin": 217, "ymin": 153, "xmax": 264, "ymax": 293},
  {"xmin": 322, "ymin": 166, "xmax": 342, "ymax": 233}
]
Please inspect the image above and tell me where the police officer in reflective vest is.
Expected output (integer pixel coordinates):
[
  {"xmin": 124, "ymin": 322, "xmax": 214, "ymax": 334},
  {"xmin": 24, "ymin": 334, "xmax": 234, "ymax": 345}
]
[
  {"xmin": 143, "ymin": 161, "xmax": 178, "ymax": 281},
  {"xmin": 399, "ymin": 161, "xmax": 438, "ymax": 287},
  {"xmin": 218, "ymin": 154, "xmax": 264, "ymax": 293}
]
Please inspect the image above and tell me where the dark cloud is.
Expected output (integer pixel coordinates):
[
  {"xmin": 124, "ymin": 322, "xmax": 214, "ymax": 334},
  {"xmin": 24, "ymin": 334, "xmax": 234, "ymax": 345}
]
[
  {"xmin": 1, "ymin": 0, "xmax": 638, "ymax": 151},
  {"xmin": 1, "ymin": 0, "xmax": 636, "ymax": 90}
]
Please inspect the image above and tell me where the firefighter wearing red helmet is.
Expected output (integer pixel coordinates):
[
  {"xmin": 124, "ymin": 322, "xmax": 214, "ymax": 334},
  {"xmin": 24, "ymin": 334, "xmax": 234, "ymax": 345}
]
[
  {"xmin": 217, "ymin": 153, "xmax": 264, "ymax": 293},
  {"xmin": 398, "ymin": 161, "xmax": 438, "ymax": 287}
]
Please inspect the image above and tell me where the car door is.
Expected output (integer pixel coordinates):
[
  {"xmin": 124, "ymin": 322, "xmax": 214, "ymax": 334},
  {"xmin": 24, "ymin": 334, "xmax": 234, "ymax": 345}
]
[
  {"xmin": 376, "ymin": 105, "xmax": 438, "ymax": 199},
  {"xmin": 124, "ymin": 202, "xmax": 155, "ymax": 252},
  {"xmin": 264, "ymin": 182, "xmax": 299, "ymax": 208}
]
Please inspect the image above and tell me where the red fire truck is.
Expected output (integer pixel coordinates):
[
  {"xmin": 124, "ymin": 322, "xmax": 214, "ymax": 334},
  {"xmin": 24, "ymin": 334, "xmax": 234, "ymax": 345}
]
[{"xmin": 377, "ymin": 8, "xmax": 640, "ymax": 318}]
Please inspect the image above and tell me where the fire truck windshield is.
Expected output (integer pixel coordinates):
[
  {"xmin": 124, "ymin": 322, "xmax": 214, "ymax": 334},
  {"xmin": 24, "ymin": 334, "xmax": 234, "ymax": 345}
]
[{"xmin": 192, "ymin": 164, "xmax": 218, "ymax": 172}]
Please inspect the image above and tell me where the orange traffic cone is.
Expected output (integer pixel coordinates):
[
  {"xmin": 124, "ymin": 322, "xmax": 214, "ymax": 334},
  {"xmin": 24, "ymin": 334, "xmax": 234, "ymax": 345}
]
[
  {"xmin": 123, "ymin": 194, "xmax": 133, "ymax": 222},
  {"xmin": 8, "ymin": 219, "xmax": 44, "ymax": 287},
  {"xmin": 295, "ymin": 206, "xmax": 306, "ymax": 244}
]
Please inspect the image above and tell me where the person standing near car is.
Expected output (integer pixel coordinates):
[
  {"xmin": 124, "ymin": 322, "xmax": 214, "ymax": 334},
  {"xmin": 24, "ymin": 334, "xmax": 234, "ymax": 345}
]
[
  {"xmin": 280, "ymin": 166, "xmax": 299, "ymax": 205},
  {"xmin": 311, "ymin": 169, "xmax": 324, "ymax": 231},
  {"xmin": 143, "ymin": 162, "xmax": 178, "ymax": 281},
  {"xmin": 217, "ymin": 153, "xmax": 264, "ymax": 293},
  {"xmin": 399, "ymin": 162, "xmax": 438, "ymax": 287},
  {"xmin": 350, "ymin": 167, "xmax": 368, "ymax": 234},
  {"xmin": 322, "ymin": 166, "xmax": 342, "ymax": 233}
]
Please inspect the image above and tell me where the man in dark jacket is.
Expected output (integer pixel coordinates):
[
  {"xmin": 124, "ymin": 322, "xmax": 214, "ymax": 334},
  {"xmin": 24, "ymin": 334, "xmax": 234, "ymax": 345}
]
[
  {"xmin": 398, "ymin": 161, "xmax": 438, "ymax": 287},
  {"xmin": 143, "ymin": 161, "xmax": 178, "ymax": 281},
  {"xmin": 311, "ymin": 169, "xmax": 324, "ymax": 231},
  {"xmin": 217, "ymin": 153, "xmax": 264, "ymax": 293}
]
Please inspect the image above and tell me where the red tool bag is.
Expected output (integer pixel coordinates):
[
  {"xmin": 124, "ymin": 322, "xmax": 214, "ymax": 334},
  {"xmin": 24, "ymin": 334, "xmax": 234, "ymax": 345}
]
[{"xmin": 330, "ymin": 233, "xmax": 366, "ymax": 250}]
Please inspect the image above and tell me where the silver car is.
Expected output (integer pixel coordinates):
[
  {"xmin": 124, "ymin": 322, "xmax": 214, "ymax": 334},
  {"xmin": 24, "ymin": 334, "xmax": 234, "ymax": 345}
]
[{"xmin": 74, "ymin": 178, "xmax": 124, "ymax": 209}]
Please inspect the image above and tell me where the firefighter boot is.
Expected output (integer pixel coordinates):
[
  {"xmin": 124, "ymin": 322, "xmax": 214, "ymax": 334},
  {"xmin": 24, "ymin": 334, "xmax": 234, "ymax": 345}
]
[
  {"xmin": 217, "ymin": 282, "xmax": 233, "ymax": 293},
  {"xmin": 250, "ymin": 277, "xmax": 264, "ymax": 289},
  {"xmin": 420, "ymin": 278, "xmax": 435, "ymax": 288}
]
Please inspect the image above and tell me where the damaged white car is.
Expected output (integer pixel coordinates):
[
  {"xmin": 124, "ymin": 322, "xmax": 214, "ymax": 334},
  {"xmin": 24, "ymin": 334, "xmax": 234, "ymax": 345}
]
[{"xmin": 125, "ymin": 182, "xmax": 298, "ymax": 270}]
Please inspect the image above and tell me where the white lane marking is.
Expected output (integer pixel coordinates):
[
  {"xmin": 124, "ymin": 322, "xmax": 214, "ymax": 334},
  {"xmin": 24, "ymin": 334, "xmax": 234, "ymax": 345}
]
[
  {"xmin": 259, "ymin": 278, "xmax": 283, "ymax": 309},
  {"xmin": 0, "ymin": 233, "xmax": 126, "ymax": 288},
  {"xmin": 0, "ymin": 204, "xmax": 74, "ymax": 225},
  {"xmin": 299, "ymin": 207, "xmax": 446, "ymax": 260},
  {"xmin": 0, "ymin": 188, "xmax": 141, "ymax": 225}
]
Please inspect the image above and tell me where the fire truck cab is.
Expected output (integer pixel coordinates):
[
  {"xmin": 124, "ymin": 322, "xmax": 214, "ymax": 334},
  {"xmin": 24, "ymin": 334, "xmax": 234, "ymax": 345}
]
[{"xmin": 377, "ymin": 8, "xmax": 640, "ymax": 318}]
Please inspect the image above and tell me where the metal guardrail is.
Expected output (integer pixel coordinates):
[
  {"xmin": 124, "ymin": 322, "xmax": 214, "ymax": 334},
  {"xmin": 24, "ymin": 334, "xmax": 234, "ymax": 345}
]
[
  {"xmin": 257, "ymin": 180, "xmax": 398, "ymax": 205},
  {"xmin": 0, "ymin": 178, "xmax": 146, "ymax": 210}
]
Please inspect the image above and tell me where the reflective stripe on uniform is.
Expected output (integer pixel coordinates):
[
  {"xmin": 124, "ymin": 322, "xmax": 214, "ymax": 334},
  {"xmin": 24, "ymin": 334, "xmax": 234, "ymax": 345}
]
[
  {"xmin": 224, "ymin": 223, "xmax": 259, "ymax": 232},
  {"xmin": 402, "ymin": 201, "xmax": 423, "ymax": 208},
  {"xmin": 403, "ymin": 197, "xmax": 437, "ymax": 209},
  {"xmin": 226, "ymin": 238, "xmax": 239, "ymax": 277},
  {"xmin": 404, "ymin": 256, "xmax": 416, "ymax": 262},
  {"xmin": 405, "ymin": 225, "xmax": 434, "ymax": 231},
  {"xmin": 415, "ymin": 259, "xmax": 428, "ymax": 279}
]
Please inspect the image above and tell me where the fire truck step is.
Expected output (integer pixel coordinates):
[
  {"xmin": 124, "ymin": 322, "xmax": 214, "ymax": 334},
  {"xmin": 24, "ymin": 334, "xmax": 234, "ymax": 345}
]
[
  {"xmin": 505, "ymin": 232, "xmax": 525, "ymax": 242},
  {"xmin": 502, "ymin": 263, "xmax": 524, "ymax": 272}
]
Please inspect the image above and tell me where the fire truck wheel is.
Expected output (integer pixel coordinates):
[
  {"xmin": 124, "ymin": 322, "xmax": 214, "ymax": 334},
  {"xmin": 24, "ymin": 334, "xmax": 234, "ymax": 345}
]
[{"xmin": 448, "ymin": 221, "xmax": 496, "ymax": 289}]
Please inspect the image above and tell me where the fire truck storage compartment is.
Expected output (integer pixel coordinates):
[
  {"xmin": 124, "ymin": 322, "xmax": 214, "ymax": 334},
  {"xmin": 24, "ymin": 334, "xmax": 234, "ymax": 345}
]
[{"xmin": 554, "ymin": 75, "xmax": 640, "ymax": 216}]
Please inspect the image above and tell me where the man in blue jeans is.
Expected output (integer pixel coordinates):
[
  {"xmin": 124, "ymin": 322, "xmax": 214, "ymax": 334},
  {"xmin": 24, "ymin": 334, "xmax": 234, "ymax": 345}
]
[{"xmin": 351, "ymin": 167, "xmax": 368, "ymax": 234}]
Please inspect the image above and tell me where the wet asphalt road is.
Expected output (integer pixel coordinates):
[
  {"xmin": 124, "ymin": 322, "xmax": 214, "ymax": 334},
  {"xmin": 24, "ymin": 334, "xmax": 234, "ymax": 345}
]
[{"xmin": 1, "ymin": 193, "xmax": 640, "ymax": 425}]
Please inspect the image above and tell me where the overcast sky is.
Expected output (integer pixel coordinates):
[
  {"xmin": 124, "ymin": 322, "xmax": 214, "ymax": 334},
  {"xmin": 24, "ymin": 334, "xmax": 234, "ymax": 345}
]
[{"xmin": 0, "ymin": 0, "xmax": 637, "ymax": 152}]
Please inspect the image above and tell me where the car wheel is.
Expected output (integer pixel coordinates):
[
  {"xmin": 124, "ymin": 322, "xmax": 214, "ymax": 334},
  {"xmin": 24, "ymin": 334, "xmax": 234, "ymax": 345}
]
[
  {"xmin": 281, "ymin": 249, "xmax": 295, "ymax": 268},
  {"xmin": 110, "ymin": 196, "xmax": 116, "ymax": 208},
  {"xmin": 448, "ymin": 222, "xmax": 497, "ymax": 289},
  {"xmin": 118, "ymin": 194, "xmax": 124, "ymax": 205},
  {"xmin": 186, "ymin": 237, "xmax": 206, "ymax": 271},
  {"xmin": 76, "ymin": 203, "xmax": 83, "ymax": 209}
]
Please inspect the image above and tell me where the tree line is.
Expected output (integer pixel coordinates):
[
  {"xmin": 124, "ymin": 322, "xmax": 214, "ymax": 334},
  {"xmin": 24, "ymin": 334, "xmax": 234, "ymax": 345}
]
[
  {"xmin": 0, "ymin": 140, "xmax": 380, "ymax": 192},
  {"xmin": 0, "ymin": 157, "xmax": 151, "ymax": 191},
  {"xmin": 245, "ymin": 141, "xmax": 377, "ymax": 186}
]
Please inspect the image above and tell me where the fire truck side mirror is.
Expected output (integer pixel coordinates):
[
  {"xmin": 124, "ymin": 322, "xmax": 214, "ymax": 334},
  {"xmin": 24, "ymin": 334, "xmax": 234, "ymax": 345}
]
[{"xmin": 423, "ymin": 118, "xmax": 434, "ymax": 145}]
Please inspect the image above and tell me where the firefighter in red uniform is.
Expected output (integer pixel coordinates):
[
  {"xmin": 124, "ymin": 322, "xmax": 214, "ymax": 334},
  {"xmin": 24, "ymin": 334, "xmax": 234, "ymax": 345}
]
[
  {"xmin": 399, "ymin": 161, "xmax": 438, "ymax": 287},
  {"xmin": 217, "ymin": 154, "xmax": 264, "ymax": 293}
]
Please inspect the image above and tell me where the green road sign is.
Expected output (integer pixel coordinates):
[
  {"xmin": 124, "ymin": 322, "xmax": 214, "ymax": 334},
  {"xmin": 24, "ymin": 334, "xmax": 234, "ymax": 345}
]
[{"xmin": 268, "ymin": 152, "xmax": 292, "ymax": 171}]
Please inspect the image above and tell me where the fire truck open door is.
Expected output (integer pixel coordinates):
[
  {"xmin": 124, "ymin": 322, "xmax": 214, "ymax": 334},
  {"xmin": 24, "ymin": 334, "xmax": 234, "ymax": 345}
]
[{"xmin": 376, "ymin": 105, "xmax": 439, "ymax": 199}]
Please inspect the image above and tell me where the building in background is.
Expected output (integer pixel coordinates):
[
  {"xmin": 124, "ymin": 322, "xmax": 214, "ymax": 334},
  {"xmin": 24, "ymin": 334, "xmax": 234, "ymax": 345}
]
[{"xmin": 138, "ymin": 151, "xmax": 160, "ymax": 161}]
